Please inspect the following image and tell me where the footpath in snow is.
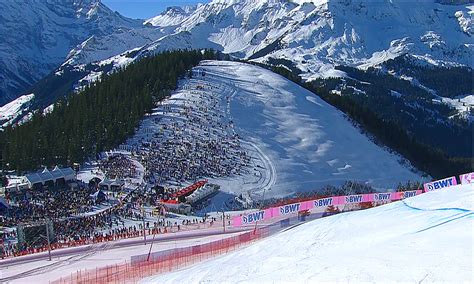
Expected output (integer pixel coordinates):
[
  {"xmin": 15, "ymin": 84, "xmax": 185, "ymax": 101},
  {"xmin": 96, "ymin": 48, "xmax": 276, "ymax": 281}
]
[{"xmin": 143, "ymin": 183, "xmax": 474, "ymax": 283}]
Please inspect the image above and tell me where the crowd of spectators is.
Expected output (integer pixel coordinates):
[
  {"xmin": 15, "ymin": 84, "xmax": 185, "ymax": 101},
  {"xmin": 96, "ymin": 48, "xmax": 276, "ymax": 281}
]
[
  {"xmin": 99, "ymin": 154, "xmax": 137, "ymax": 179},
  {"xmin": 133, "ymin": 80, "xmax": 250, "ymax": 187},
  {"xmin": 0, "ymin": 182, "xmax": 221, "ymax": 259},
  {"xmin": 2, "ymin": 183, "xmax": 97, "ymax": 226}
]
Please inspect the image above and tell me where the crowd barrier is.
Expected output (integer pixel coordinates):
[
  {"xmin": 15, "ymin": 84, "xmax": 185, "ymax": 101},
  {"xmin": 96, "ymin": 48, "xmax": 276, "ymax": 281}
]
[
  {"xmin": 2, "ymin": 221, "xmax": 215, "ymax": 259},
  {"xmin": 51, "ymin": 228, "xmax": 269, "ymax": 284},
  {"xmin": 52, "ymin": 211, "xmax": 335, "ymax": 284}
]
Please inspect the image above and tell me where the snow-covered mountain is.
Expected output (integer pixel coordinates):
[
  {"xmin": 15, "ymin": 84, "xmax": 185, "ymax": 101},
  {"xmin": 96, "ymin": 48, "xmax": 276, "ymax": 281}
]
[
  {"xmin": 0, "ymin": 0, "xmax": 159, "ymax": 105},
  {"xmin": 65, "ymin": 0, "xmax": 472, "ymax": 84},
  {"xmin": 144, "ymin": 5, "xmax": 198, "ymax": 28},
  {"xmin": 2, "ymin": 0, "xmax": 472, "ymax": 130}
]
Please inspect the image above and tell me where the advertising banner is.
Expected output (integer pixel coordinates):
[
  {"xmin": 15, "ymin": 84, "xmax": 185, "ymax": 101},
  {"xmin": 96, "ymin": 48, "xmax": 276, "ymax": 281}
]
[
  {"xmin": 459, "ymin": 172, "xmax": 474, "ymax": 185},
  {"xmin": 232, "ymin": 188, "xmax": 425, "ymax": 227},
  {"xmin": 373, "ymin": 192, "xmax": 392, "ymax": 202},
  {"xmin": 313, "ymin": 197, "xmax": 335, "ymax": 207},
  {"xmin": 343, "ymin": 194, "xmax": 365, "ymax": 204},
  {"xmin": 423, "ymin": 176, "xmax": 457, "ymax": 192},
  {"xmin": 279, "ymin": 202, "xmax": 302, "ymax": 215},
  {"xmin": 232, "ymin": 209, "xmax": 266, "ymax": 226}
]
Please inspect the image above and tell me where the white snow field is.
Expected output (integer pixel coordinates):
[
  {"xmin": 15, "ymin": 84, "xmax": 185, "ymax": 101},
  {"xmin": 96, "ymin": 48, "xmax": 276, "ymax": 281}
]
[
  {"xmin": 0, "ymin": 93, "xmax": 34, "ymax": 128},
  {"xmin": 159, "ymin": 61, "xmax": 421, "ymax": 199},
  {"xmin": 143, "ymin": 184, "xmax": 474, "ymax": 283}
]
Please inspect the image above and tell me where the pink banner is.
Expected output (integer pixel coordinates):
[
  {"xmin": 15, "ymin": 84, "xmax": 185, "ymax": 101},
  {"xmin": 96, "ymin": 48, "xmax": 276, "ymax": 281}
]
[
  {"xmin": 233, "ymin": 210, "xmax": 267, "ymax": 226},
  {"xmin": 301, "ymin": 200, "xmax": 314, "ymax": 211},
  {"xmin": 459, "ymin": 172, "xmax": 474, "ymax": 185},
  {"xmin": 232, "ymin": 216, "xmax": 242, "ymax": 227},
  {"xmin": 314, "ymin": 197, "xmax": 335, "ymax": 207},
  {"xmin": 265, "ymin": 208, "xmax": 276, "ymax": 219},
  {"xmin": 342, "ymin": 194, "xmax": 370, "ymax": 204},
  {"xmin": 373, "ymin": 192, "xmax": 392, "ymax": 202},
  {"xmin": 232, "ymin": 189, "xmax": 423, "ymax": 227},
  {"xmin": 279, "ymin": 202, "xmax": 303, "ymax": 215},
  {"xmin": 424, "ymin": 176, "xmax": 457, "ymax": 192},
  {"xmin": 334, "ymin": 196, "xmax": 345, "ymax": 205}
]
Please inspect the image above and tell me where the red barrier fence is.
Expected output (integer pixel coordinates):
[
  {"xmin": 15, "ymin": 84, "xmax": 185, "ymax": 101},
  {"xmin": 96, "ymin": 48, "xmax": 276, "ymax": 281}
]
[{"xmin": 51, "ymin": 228, "xmax": 268, "ymax": 284}]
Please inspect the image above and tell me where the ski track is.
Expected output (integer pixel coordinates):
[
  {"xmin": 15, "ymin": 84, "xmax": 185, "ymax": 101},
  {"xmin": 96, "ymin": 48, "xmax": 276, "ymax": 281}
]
[{"xmin": 0, "ymin": 243, "xmax": 108, "ymax": 282}]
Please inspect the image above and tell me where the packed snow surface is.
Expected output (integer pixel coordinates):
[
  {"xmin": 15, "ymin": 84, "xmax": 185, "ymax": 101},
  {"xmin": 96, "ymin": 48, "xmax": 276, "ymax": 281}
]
[
  {"xmin": 1, "ymin": 232, "xmax": 244, "ymax": 283},
  {"xmin": 199, "ymin": 61, "xmax": 420, "ymax": 196},
  {"xmin": 143, "ymin": 183, "xmax": 474, "ymax": 283}
]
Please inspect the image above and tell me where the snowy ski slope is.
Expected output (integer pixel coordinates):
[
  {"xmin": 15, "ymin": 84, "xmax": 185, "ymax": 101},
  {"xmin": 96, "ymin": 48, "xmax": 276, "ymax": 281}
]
[
  {"xmin": 122, "ymin": 60, "xmax": 422, "ymax": 205},
  {"xmin": 195, "ymin": 61, "xmax": 422, "ymax": 198},
  {"xmin": 143, "ymin": 183, "xmax": 474, "ymax": 283}
]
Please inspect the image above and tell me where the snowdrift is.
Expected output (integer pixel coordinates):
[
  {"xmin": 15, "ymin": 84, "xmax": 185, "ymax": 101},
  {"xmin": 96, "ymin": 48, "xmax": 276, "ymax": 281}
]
[{"xmin": 143, "ymin": 184, "xmax": 473, "ymax": 283}]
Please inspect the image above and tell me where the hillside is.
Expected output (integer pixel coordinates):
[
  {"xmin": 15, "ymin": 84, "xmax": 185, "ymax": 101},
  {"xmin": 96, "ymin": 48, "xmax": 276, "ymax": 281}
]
[
  {"xmin": 11, "ymin": 0, "xmax": 467, "ymax": 108},
  {"xmin": 0, "ymin": 50, "xmax": 214, "ymax": 171},
  {"xmin": 115, "ymin": 60, "xmax": 421, "ymax": 200},
  {"xmin": 1, "ymin": 59, "xmax": 423, "ymax": 195},
  {"xmin": 143, "ymin": 183, "xmax": 474, "ymax": 283},
  {"xmin": 0, "ymin": 0, "xmax": 157, "ymax": 105}
]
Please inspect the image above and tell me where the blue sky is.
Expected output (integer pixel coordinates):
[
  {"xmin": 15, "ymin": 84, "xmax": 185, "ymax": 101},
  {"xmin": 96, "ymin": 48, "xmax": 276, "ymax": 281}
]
[{"xmin": 102, "ymin": 0, "xmax": 210, "ymax": 19}]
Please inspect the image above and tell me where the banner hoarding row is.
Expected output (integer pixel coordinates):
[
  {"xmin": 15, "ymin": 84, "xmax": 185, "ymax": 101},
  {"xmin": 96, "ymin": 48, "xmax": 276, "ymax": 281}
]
[
  {"xmin": 235, "ymin": 173, "xmax": 473, "ymax": 227},
  {"xmin": 233, "ymin": 190, "xmax": 422, "ymax": 226}
]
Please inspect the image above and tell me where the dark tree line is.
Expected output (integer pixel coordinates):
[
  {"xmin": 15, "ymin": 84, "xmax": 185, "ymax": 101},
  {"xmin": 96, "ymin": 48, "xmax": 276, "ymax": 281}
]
[
  {"xmin": 382, "ymin": 55, "xmax": 473, "ymax": 98},
  {"xmin": 331, "ymin": 65, "xmax": 471, "ymax": 157},
  {"xmin": 0, "ymin": 49, "xmax": 217, "ymax": 172},
  {"xmin": 306, "ymin": 80, "xmax": 472, "ymax": 179}
]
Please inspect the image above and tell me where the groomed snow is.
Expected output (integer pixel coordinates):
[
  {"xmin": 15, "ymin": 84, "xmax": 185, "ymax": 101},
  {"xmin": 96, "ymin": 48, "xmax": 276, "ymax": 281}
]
[
  {"xmin": 197, "ymin": 61, "xmax": 421, "ymax": 198},
  {"xmin": 143, "ymin": 183, "xmax": 474, "ymax": 283},
  {"xmin": 1, "ymin": 231, "xmax": 245, "ymax": 283}
]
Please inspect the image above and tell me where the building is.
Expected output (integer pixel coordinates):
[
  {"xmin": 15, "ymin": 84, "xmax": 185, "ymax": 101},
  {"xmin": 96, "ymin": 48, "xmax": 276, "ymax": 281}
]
[
  {"xmin": 99, "ymin": 178, "xmax": 125, "ymax": 191},
  {"xmin": 185, "ymin": 183, "xmax": 220, "ymax": 205},
  {"xmin": 24, "ymin": 166, "xmax": 76, "ymax": 189},
  {"xmin": 159, "ymin": 201, "xmax": 191, "ymax": 215}
]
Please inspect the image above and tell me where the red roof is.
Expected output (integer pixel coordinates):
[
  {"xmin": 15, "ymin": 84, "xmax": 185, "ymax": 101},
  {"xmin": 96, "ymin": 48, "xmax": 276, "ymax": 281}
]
[
  {"xmin": 160, "ymin": 199, "xmax": 178, "ymax": 204},
  {"xmin": 170, "ymin": 180, "xmax": 208, "ymax": 199}
]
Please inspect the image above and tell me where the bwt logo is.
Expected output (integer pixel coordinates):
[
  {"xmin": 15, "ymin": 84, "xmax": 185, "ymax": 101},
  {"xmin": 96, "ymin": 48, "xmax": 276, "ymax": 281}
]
[
  {"xmin": 427, "ymin": 178, "xmax": 455, "ymax": 191},
  {"xmin": 280, "ymin": 203, "xmax": 301, "ymax": 215},
  {"xmin": 402, "ymin": 191, "xmax": 417, "ymax": 198},
  {"xmin": 345, "ymin": 195, "xmax": 363, "ymax": 203},
  {"xmin": 242, "ymin": 211, "xmax": 264, "ymax": 224},
  {"xmin": 314, "ymin": 198, "xmax": 333, "ymax": 207},
  {"xmin": 374, "ymin": 193, "xmax": 391, "ymax": 201}
]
